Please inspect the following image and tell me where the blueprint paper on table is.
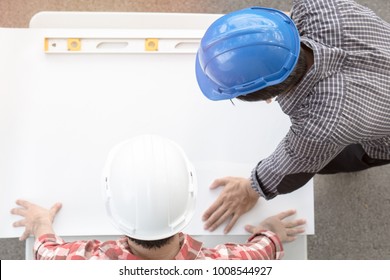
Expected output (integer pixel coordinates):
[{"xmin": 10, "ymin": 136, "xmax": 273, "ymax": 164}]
[{"xmin": 0, "ymin": 28, "xmax": 313, "ymax": 238}]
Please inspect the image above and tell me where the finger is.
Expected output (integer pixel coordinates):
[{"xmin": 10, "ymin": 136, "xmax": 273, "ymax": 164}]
[
  {"xmin": 19, "ymin": 230, "xmax": 30, "ymax": 241},
  {"xmin": 284, "ymin": 219, "xmax": 306, "ymax": 228},
  {"xmin": 224, "ymin": 213, "xmax": 240, "ymax": 234},
  {"xmin": 292, "ymin": 219, "xmax": 306, "ymax": 227},
  {"xmin": 276, "ymin": 209, "xmax": 296, "ymax": 220},
  {"xmin": 286, "ymin": 227, "xmax": 305, "ymax": 236},
  {"xmin": 50, "ymin": 202, "xmax": 62, "ymax": 216},
  {"xmin": 283, "ymin": 235, "xmax": 297, "ymax": 243},
  {"xmin": 244, "ymin": 224, "xmax": 256, "ymax": 234},
  {"xmin": 15, "ymin": 199, "xmax": 31, "ymax": 208},
  {"xmin": 10, "ymin": 207, "xmax": 27, "ymax": 216},
  {"xmin": 205, "ymin": 206, "xmax": 231, "ymax": 231},
  {"xmin": 202, "ymin": 197, "xmax": 223, "ymax": 221},
  {"xmin": 209, "ymin": 178, "xmax": 229, "ymax": 189},
  {"xmin": 13, "ymin": 219, "xmax": 26, "ymax": 228}
]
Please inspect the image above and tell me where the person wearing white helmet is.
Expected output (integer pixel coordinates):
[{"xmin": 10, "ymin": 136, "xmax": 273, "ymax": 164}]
[
  {"xmin": 11, "ymin": 135, "xmax": 305, "ymax": 260},
  {"xmin": 196, "ymin": 2, "xmax": 390, "ymax": 234}
]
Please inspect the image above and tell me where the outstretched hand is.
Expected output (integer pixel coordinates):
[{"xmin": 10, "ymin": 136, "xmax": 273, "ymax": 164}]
[
  {"xmin": 11, "ymin": 199, "xmax": 62, "ymax": 241},
  {"xmin": 202, "ymin": 177, "xmax": 259, "ymax": 234},
  {"xmin": 245, "ymin": 209, "xmax": 306, "ymax": 243}
]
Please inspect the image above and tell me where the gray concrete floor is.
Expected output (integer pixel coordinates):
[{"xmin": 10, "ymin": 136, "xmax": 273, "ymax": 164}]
[
  {"xmin": 1, "ymin": 0, "xmax": 389, "ymax": 260},
  {"xmin": 311, "ymin": 166, "xmax": 390, "ymax": 259}
]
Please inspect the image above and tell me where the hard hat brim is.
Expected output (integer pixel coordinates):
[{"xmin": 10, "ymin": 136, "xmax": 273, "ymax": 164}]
[{"xmin": 195, "ymin": 53, "xmax": 235, "ymax": 101}]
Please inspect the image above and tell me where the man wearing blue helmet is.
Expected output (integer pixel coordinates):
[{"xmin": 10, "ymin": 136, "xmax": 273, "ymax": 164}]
[{"xmin": 196, "ymin": 1, "xmax": 390, "ymax": 233}]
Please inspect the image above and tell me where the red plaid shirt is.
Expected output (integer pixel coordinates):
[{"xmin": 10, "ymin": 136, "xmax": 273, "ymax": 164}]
[{"xmin": 33, "ymin": 231, "xmax": 283, "ymax": 260}]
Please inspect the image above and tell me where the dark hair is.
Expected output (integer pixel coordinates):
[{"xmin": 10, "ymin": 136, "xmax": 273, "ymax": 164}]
[
  {"xmin": 236, "ymin": 48, "xmax": 308, "ymax": 102},
  {"xmin": 127, "ymin": 235, "xmax": 174, "ymax": 249}
]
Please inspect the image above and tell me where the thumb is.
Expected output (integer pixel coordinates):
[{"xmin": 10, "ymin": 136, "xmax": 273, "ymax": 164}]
[
  {"xmin": 210, "ymin": 178, "xmax": 229, "ymax": 190},
  {"xmin": 50, "ymin": 202, "xmax": 62, "ymax": 216},
  {"xmin": 245, "ymin": 224, "xmax": 255, "ymax": 234}
]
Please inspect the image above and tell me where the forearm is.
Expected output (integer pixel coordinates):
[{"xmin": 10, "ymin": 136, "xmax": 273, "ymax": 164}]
[
  {"xmin": 32, "ymin": 221, "xmax": 59, "ymax": 260},
  {"xmin": 251, "ymin": 132, "xmax": 342, "ymax": 199},
  {"xmin": 34, "ymin": 234, "xmax": 75, "ymax": 260},
  {"xmin": 34, "ymin": 234, "xmax": 99, "ymax": 260},
  {"xmin": 247, "ymin": 230, "xmax": 284, "ymax": 260}
]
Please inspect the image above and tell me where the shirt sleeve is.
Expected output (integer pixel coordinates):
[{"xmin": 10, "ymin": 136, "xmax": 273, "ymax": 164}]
[
  {"xmin": 203, "ymin": 230, "xmax": 283, "ymax": 260},
  {"xmin": 251, "ymin": 128, "xmax": 343, "ymax": 200},
  {"xmin": 291, "ymin": 0, "xmax": 343, "ymax": 48},
  {"xmin": 33, "ymin": 234, "xmax": 102, "ymax": 260}
]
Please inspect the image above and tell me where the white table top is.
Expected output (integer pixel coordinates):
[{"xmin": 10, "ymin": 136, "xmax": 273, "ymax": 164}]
[{"xmin": 0, "ymin": 13, "xmax": 314, "ymax": 241}]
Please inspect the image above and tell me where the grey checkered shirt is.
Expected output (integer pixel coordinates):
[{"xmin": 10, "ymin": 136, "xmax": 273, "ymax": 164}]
[{"xmin": 251, "ymin": 0, "xmax": 390, "ymax": 199}]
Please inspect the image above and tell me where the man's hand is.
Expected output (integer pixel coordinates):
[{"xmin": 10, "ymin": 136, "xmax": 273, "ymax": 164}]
[
  {"xmin": 202, "ymin": 177, "xmax": 259, "ymax": 234},
  {"xmin": 11, "ymin": 199, "xmax": 62, "ymax": 241},
  {"xmin": 245, "ymin": 209, "xmax": 306, "ymax": 242}
]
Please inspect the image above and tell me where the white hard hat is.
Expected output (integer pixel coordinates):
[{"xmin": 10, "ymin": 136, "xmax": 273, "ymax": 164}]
[{"xmin": 103, "ymin": 134, "xmax": 197, "ymax": 240}]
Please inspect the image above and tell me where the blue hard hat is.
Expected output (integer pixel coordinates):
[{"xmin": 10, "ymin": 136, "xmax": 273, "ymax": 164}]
[{"xmin": 195, "ymin": 7, "xmax": 300, "ymax": 101}]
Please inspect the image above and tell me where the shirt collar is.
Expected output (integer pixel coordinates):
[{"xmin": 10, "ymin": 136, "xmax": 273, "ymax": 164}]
[
  {"xmin": 174, "ymin": 233, "xmax": 203, "ymax": 260},
  {"xmin": 116, "ymin": 233, "xmax": 203, "ymax": 260},
  {"xmin": 277, "ymin": 39, "xmax": 320, "ymax": 115}
]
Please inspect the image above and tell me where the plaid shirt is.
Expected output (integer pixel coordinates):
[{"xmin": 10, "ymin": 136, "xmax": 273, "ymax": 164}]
[
  {"xmin": 251, "ymin": 0, "xmax": 390, "ymax": 199},
  {"xmin": 33, "ymin": 231, "xmax": 283, "ymax": 260}
]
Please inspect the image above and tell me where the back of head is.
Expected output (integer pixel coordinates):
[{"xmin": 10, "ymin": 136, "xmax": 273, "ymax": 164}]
[
  {"xmin": 196, "ymin": 7, "xmax": 300, "ymax": 101},
  {"xmin": 102, "ymin": 134, "xmax": 197, "ymax": 241}
]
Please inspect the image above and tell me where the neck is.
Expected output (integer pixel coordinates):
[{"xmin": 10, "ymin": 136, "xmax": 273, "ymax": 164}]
[{"xmin": 127, "ymin": 234, "xmax": 181, "ymax": 260}]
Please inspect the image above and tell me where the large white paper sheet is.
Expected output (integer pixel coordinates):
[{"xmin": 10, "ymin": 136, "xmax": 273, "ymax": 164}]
[{"xmin": 0, "ymin": 28, "xmax": 314, "ymax": 238}]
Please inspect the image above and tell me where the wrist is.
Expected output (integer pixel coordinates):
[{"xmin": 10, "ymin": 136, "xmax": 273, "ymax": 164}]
[
  {"xmin": 249, "ymin": 170, "xmax": 266, "ymax": 198},
  {"xmin": 32, "ymin": 220, "xmax": 55, "ymax": 238},
  {"xmin": 248, "ymin": 229, "xmax": 277, "ymax": 242}
]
